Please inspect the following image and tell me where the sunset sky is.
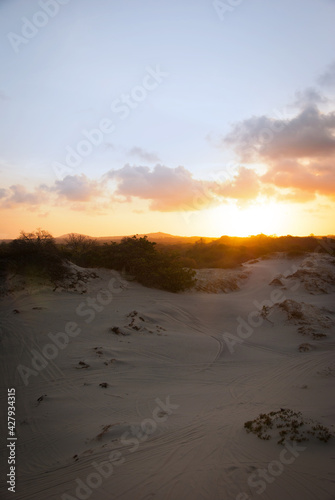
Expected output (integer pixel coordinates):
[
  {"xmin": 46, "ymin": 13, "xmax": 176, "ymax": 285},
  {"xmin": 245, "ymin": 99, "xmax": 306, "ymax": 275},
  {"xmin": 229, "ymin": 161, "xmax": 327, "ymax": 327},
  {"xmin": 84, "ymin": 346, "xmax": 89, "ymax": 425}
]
[{"xmin": 1, "ymin": 0, "xmax": 335, "ymax": 239}]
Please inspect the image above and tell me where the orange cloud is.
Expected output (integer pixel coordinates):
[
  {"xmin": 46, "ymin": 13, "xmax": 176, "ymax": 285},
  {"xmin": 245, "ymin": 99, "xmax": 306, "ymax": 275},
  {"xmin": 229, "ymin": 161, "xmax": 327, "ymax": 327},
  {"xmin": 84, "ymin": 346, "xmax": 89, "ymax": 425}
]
[
  {"xmin": 105, "ymin": 164, "xmax": 217, "ymax": 211},
  {"xmin": 213, "ymin": 167, "xmax": 260, "ymax": 201},
  {"xmin": 223, "ymin": 103, "xmax": 335, "ymax": 201}
]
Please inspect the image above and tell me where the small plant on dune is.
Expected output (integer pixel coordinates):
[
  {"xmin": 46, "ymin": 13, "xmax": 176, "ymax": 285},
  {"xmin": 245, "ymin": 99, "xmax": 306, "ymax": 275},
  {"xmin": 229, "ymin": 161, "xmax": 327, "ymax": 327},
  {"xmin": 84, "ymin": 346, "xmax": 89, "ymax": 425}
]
[
  {"xmin": 279, "ymin": 300, "xmax": 304, "ymax": 320},
  {"xmin": 260, "ymin": 305, "xmax": 270, "ymax": 319},
  {"xmin": 312, "ymin": 333, "xmax": 327, "ymax": 339},
  {"xmin": 244, "ymin": 409, "xmax": 333, "ymax": 445},
  {"xmin": 96, "ymin": 424, "xmax": 112, "ymax": 440},
  {"xmin": 244, "ymin": 420, "xmax": 253, "ymax": 431},
  {"xmin": 299, "ymin": 343, "xmax": 313, "ymax": 352}
]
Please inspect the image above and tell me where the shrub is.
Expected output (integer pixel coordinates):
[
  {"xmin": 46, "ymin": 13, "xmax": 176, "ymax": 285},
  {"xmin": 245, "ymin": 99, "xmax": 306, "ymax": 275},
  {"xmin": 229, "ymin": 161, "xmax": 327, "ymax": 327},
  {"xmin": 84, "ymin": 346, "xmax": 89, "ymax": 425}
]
[
  {"xmin": 116, "ymin": 236, "xmax": 196, "ymax": 292},
  {"xmin": 63, "ymin": 234, "xmax": 196, "ymax": 292},
  {"xmin": 244, "ymin": 409, "xmax": 332, "ymax": 445}
]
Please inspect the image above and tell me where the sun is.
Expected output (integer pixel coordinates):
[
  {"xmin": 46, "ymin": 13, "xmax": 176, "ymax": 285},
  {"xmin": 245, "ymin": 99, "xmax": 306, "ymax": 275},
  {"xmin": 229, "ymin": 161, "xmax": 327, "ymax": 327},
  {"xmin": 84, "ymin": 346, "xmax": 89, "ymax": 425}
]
[{"xmin": 208, "ymin": 200, "xmax": 286, "ymax": 237}]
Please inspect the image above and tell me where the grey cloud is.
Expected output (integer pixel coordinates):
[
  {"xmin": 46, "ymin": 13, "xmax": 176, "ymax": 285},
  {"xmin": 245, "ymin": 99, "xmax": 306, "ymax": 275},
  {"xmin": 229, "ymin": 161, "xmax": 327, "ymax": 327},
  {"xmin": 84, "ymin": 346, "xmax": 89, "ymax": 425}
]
[
  {"xmin": 1, "ymin": 185, "xmax": 47, "ymax": 208},
  {"xmin": 318, "ymin": 61, "xmax": 335, "ymax": 87},
  {"xmin": 128, "ymin": 147, "xmax": 161, "ymax": 163},
  {"xmin": 53, "ymin": 174, "xmax": 102, "ymax": 201},
  {"xmin": 224, "ymin": 105, "xmax": 335, "ymax": 161},
  {"xmin": 0, "ymin": 175, "xmax": 103, "ymax": 208},
  {"xmin": 292, "ymin": 87, "xmax": 329, "ymax": 109}
]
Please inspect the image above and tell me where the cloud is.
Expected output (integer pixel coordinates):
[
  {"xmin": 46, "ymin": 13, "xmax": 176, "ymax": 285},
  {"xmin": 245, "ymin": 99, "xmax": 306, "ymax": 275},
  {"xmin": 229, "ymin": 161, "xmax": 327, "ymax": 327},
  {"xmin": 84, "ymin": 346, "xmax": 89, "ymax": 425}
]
[
  {"xmin": 0, "ymin": 161, "xmax": 262, "ymax": 213},
  {"xmin": 261, "ymin": 158, "xmax": 335, "ymax": 200},
  {"xmin": 214, "ymin": 167, "xmax": 260, "ymax": 202},
  {"xmin": 106, "ymin": 164, "xmax": 216, "ymax": 211},
  {"xmin": 105, "ymin": 163, "xmax": 262, "ymax": 211},
  {"xmin": 52, "ymin": 174, "xmax": 103, "ymax": 201},
  {"xmin": 223, "ymin": 103, "xmax": 335, "ymax": 201},
  {"xmin": 292, "ymin": 87, "xmax": 329, "ymax": 109},
  {"xmin": 1, "ymin": 166, "xmax": 220, "ymax": 213},
  {"xmin": 128, "ymin": 147, "xmax": 161, "ymax": 163},
  {"xmin": 0, "ymin": 185, "xmax": 48, "ymax": 208},
  {"xmin": 317, "ymin": 61, "xmax": 335, "ymax": 87},
  {"xmin": 275, "ymin": 188, "xmax": 316, "ymax": 204},
  {"xmin": 0, "ymin": 175, "xmax": 104, "ymax": 209},
  {"xmin": 68, "ymin": 202, "xmax": 109, "ymax": 215},
  {"xmin": 225, "ymin": 106, "xmax": 335, "ymax": 161}
]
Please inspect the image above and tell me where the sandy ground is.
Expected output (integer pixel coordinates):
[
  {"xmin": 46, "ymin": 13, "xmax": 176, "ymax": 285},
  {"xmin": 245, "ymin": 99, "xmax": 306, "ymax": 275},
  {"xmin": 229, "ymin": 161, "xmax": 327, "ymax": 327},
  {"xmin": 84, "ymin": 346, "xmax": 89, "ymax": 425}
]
[{"xmin": 0, "ymin": 253, "xmax": 335, "ymax": 500}]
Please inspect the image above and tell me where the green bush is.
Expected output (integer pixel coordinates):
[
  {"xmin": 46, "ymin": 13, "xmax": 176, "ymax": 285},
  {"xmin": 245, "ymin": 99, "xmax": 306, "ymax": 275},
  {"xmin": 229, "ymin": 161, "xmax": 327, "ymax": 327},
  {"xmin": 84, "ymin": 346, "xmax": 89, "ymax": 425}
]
[
  {"xmin": 62, "ymin": 235, "xmax": 196, "ymax": 292},
  {"xmin": 115, "ymin": 236, "xmax": 196, "ymax": 292}
]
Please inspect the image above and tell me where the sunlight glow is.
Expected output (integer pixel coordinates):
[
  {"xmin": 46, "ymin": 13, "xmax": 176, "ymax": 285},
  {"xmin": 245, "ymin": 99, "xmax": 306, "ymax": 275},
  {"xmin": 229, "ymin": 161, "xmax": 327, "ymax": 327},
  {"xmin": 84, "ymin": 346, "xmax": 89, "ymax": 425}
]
[{"xmin": 211, "ymin": 201, "xmax": 285, "ymax": 237}]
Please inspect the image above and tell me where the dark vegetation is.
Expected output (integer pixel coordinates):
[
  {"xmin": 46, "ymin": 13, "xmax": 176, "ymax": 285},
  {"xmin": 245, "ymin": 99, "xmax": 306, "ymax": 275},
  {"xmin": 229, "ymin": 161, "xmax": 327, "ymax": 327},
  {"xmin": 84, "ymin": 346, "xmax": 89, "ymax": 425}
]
[
  {"xmin": 167, "ymin": 234, "xmax": 335, "ymax": 269},
  {"xmin": 244, "ymin": 409, "xmax": 332, "ymax": 444},
  {"xmin": 0, "ymin": 229, "xmax": 67, "ymax": 283},
  {"xmin": 0, "ymin": 230, "xmax": 334, "ymax": 293},
  {"xmin": 0, "ymin": 230, "xmax": 195, "ymax": 292},
  {"xmin": 61, "ymin": 233, "xmax": 196, "ymax": 292}
]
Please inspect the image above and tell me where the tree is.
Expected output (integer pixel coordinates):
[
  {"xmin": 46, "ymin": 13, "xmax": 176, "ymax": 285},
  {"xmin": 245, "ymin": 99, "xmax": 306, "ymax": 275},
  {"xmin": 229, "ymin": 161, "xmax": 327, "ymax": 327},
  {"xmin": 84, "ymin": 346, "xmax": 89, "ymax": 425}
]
[
  {"xmin": 118, "ymin": 236, "xmax": 156, "ymax": 274},
  {"xmin": 8, "ymin": 228, "xmax": 65, "ymax": 281},
  {"xmin": 64, "ymin": 233, "xmax": 98, "ymax": 266}
]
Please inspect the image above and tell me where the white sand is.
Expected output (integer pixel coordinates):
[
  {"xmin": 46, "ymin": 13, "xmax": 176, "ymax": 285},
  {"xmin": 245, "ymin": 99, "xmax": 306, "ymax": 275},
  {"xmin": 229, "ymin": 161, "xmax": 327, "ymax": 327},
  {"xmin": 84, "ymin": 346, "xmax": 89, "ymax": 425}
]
[{"xmin": 1, "ymin": 254, "xmax": 334, "ymax": 500}]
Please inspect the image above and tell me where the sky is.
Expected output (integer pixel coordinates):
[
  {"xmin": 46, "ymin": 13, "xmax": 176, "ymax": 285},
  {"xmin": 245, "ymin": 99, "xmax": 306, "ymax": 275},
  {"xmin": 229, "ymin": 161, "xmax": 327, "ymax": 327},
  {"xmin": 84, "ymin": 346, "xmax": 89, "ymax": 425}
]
[{"xmin": 1, "ymin": 0, "xmax": 335, "ymax": 239}]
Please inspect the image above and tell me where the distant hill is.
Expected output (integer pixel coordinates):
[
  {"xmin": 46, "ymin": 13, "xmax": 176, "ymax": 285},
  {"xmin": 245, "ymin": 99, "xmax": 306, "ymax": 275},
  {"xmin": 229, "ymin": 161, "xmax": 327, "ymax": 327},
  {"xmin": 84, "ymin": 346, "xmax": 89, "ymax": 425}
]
[
  {"xmin": 2, "ymin": 232, "xmax": 334, "ymax": 246},
  {"xmin": 55, "ymin": 232, "xmax": 217, "ymax": 245}
]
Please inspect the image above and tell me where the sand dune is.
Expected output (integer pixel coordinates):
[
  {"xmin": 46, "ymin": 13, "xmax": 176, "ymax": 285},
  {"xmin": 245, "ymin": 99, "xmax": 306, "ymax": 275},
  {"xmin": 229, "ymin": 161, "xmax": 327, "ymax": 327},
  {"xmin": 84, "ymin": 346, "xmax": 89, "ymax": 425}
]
[
  {"xmin": 193, "ymin": 268, "xmax": 250, "ymax": 293},
  {"xmin": 270, "ymin": 253, "xmax": 335, "ymax": 294},
  {"xmin": 0, "ymin": 253, "xmax": 334, "ymax": 499}
]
